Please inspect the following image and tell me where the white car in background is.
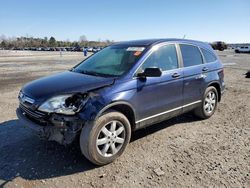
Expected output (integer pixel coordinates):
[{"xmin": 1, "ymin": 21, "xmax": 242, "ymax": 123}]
[
  {"xmin": 87, "ymin": 47, "xmax": 93, "ymax": 52},
  {"xmin": 235, "ymin": 46, "xmax": 250, "ymax": 53}
]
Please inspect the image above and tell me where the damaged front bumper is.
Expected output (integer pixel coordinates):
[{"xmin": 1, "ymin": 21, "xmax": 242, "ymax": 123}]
[{"xmin": 16, "ymin": 107, "xmax": 84, "ymax": 145}]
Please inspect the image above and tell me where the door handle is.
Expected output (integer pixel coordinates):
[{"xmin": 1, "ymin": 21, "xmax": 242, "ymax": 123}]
[
  {"xmin": 172, "ymin": 72, "xmax": 180, "ymax": 78},
  {"xmin": 202, "ymin": 67, "xmax": 209, "ymax": 72}
]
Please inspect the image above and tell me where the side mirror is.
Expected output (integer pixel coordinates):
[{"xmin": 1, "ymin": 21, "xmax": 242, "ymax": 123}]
[{"xmin": 137, "ymin": 67, "xmax": 162, "ymax": 78}]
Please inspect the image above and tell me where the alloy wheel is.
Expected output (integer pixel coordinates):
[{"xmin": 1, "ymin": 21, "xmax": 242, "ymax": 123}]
[
  {"xmin": 96, "ymin": 120, "xmax": 125, "ymax": 157},
  {"xmin": 204, "ymin": 91, "xmax": 216, "ymax": 114}
]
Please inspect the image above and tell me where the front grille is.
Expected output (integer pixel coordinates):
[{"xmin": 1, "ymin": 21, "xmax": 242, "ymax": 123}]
[{"xmin": 20, "ymin": 103, "xmax": 47, "ymax": 120}]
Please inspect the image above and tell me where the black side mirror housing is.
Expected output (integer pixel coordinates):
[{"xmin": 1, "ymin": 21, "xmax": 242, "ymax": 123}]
[{"xmin": 137, "ymin": 67, "xmax": 162, "ymax": 78}]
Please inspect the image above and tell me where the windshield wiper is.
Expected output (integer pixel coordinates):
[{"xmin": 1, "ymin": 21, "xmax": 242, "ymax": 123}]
[
  {"xmin": 79, "ymin": 70, "xmax": 98, "ymax": 76},
  {"xmin": 78, "ymin": 70, "xmax": 115, "ymax": 77}
]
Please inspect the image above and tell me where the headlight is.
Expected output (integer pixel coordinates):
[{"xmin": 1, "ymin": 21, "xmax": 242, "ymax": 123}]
[{"xmin": 38, "ymin": 94, "xmax": 88, "ymax": 115}]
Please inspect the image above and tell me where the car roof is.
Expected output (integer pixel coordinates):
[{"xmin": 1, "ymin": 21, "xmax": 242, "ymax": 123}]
[{"xmin": 114, "ymin": 38, "xmax": 213, "ymax": 51}]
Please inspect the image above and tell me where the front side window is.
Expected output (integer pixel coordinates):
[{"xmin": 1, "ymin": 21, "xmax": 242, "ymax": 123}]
[
  {"xmin": 73, "ymin": 45, "xmax": 145, "ymax": 77},
  {"xmin": 180, "ymin": 44, "xmax": 203, "ymax": 67},
  {"xmin": 140, "ymin": 44, "xmax": 178, "ymax": 72},
  {"xmin": 201, "ymin": 48, "xmax": 217, "ymax": 63}
]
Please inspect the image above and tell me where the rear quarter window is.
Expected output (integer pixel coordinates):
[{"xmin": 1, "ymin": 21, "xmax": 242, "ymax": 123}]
[
  {"xmin": 180, "ymin": 44, "xmax": 203, "ymax": 67},
  {"xmin": 201, "ymin": 48, "xmax": 217, "ymax": 63}
]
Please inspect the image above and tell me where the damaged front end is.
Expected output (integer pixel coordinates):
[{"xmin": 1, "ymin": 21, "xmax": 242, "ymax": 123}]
[
  {"xmin": 17, "ymin": 92, "xmax": 94, "ymax": 145},
  {"xmin": 44, "ymin": 113, "xmax": 83, "ymax": 144}
]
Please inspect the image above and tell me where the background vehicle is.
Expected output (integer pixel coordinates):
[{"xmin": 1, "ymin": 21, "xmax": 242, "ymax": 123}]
[
  {"xmin": 235, "ymin": 46, "xmax": 250, "ymax": 53},
  {"xmin": 87, "ymin": 47, "xmax": 93, "ymax": 52},
  {"xmin": 16, "ymin": 39, "xmax": 225, "ymax": 165},
  {"xmin": 92, "ymin": 47, "xmax": 100, "ymax": 53},
  {"xmin": 211, "ymin": 41, "xmax": 227, "ymax": 51}
]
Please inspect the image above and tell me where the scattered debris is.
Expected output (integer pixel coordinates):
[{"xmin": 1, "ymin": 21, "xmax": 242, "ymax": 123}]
[
  {"xmin": 41, "ymin": 180, "xmax": 46, "ymax": 184},
  {"xmin": 245, "ymin": 71, "xmax": 250, "ymax": 78},
  {"xmin": 153, "ymin": 168, "xmax": 165, "ymax": 176},
  {"xmin": 99, "ymin": 174, "xmax": 106, "ymax": 178}
]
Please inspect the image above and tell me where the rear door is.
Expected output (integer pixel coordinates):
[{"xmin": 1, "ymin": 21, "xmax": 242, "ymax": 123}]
[{"xmin": 179, "ymin": 44, "xmax": 206, "ymax": 109}]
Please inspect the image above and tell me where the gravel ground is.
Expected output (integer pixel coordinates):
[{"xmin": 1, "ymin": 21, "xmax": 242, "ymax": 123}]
[{"xmin": 0, "ymin": 50, "xmax": 249, "ymax": 188}]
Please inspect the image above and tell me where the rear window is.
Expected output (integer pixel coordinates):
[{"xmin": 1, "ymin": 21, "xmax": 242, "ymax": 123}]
[
  {"xmin": 201, "ymin": 48, "xmax": 217, "ymax": 63},
  {"xmin": 180, "ymin": 44, "xmax": 203, "ymax": 67}
]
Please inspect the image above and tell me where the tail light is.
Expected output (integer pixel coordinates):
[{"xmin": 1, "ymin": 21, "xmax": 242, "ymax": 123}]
[{"xmin": 218, "ymin": 68, "xmax": 224, "ymax": 80}]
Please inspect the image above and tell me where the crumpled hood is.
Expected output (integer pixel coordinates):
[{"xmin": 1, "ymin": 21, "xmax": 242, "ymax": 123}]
[{"xmin": 22, "ymin": 71, "xmax": 115, "ymax": 101}]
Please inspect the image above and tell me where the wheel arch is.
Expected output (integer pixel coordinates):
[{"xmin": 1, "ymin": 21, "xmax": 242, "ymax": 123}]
[
  {"xmin": 208, "ymin": 81, "xmax": 221, "ymax": 102},
  {"xmin": 96, "ymin": 101, "xmax": 136, "ymax": 130}
]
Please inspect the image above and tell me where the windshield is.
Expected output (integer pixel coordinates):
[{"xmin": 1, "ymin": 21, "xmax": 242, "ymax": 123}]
[{"xmin": 73, "ymin": 45, "xmax": 146, "ymax": 77}]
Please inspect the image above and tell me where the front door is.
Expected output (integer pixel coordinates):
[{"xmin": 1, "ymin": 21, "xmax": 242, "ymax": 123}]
[{"xmin": 134, "ymin": 44, "xmax": 183, "ymax": 127}]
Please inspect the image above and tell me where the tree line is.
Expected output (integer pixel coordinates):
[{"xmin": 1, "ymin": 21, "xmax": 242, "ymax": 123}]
[
  {"xmin": 0, "ymin": 35, "xmax": 113, "ymax": 49},
  {"xmin": 0, "ymin": 35, "xmax": 229, "ymax": 51}
]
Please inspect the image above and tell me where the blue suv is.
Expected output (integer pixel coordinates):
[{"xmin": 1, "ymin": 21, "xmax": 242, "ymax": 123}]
[{"xmin": 17, "ymin": 39, "xmax": 225, "ymax": 165}]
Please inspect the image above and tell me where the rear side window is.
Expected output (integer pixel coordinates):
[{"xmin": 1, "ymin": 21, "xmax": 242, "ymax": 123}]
[
  {"xmin": 201, "ymin": 48, "xmax": 217, "ymax": 63},
  {"xmin": 180, "ymin": 44, "xmax": 203, "ymax": 67},
  {"xmin": 141, "ymin": 44, "xmax": 178, "ymax": 71}
]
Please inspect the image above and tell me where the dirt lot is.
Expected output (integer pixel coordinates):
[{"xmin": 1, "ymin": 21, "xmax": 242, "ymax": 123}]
[{"xmin": 0, "ymin": 50, "xmax": 249, "ymax": 188}]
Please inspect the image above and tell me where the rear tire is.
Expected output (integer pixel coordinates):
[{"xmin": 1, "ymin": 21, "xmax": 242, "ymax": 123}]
[
  {"xmin": 194, "ymin": 86, "xmax": 218, "ymax": 119},
  {"xmin": 80, "ymin": 110, "xmax": 131, "ymax": 165}
]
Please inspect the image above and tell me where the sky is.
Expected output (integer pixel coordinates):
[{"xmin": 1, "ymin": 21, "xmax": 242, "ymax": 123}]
[{"xmin": 0, "ymin": 0, "xmax": 250, "ymax": 43}]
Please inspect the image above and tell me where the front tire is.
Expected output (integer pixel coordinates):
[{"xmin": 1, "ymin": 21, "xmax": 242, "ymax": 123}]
[
  {"xmin": 194, "ymin": 86, "xmax": 218, "ymax": 119},
  {"xmin": 80, "ymin": 110, "xmax": 131, "ymax": 165}
]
